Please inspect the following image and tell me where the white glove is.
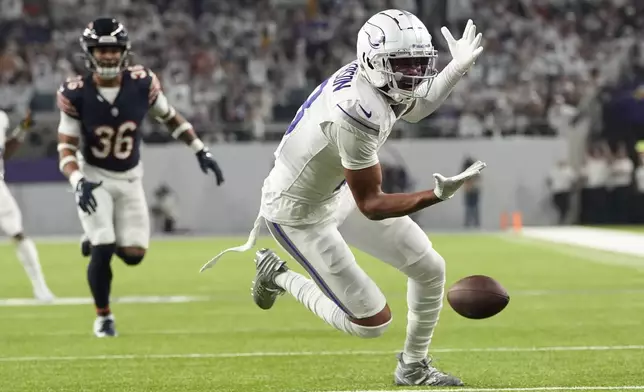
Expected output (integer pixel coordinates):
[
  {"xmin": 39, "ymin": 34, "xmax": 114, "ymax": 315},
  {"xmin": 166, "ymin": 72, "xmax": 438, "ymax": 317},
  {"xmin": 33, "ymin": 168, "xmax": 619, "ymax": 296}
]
[
  {"xmin": 433, "ymin": 160, "xmax": 487, "ymax": 200},
  {"xmin": 441, "ymin": 19, "xmax": 484, "ymax": 73}
]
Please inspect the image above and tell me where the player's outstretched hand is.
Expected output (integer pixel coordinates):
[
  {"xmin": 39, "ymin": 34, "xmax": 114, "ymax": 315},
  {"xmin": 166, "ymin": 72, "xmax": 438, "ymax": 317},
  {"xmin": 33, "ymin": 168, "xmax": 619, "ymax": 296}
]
[
  {"xmin": 196, "ymin": 147, "xmax": 224, "ymax": 186},
  {"xmin": 75, "ymin": 178, "xmax": 102, "ymax": 214},
  {"xmin": 433, "ymin": 160, "xmax": 486, "ymax": 200},
  {"xmin": 441, "ymin": 19, "xmax": 483, "ymax": 73}
]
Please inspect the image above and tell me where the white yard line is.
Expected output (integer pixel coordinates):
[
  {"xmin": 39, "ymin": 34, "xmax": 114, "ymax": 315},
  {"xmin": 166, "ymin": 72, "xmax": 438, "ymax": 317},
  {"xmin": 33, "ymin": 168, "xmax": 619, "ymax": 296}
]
[
  {"xmin": 4, "ymin": 285, "xmax": 644, "ymax": 308},
  {"xmin": 6, "ymin": 284, "xmax": 644, "ymax": 308},
  {"xmin": 520, "ymin": 226, "xmax": 644, "ymax": 259},
  {"xmin": 500, "ymin": 232, "xmax": 644, "ymax": 270},
  {"xmin": 0, "ymin": 295, "xmax": 210, "ymax": 307},
  {"xmin": 1, "ymin": 345, "xmax": 643, "ymax": 362}
]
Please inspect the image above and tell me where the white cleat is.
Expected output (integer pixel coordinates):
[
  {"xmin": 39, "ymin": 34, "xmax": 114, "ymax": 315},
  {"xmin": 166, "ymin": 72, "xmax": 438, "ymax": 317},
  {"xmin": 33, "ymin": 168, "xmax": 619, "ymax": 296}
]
[
  {"xmin": 394, "ymin": 353, "xmax": 464, "ymax": 386},
  {"xmin": 34, "ymin": 288, "xmax": 55, "ymax": 302},
  {"xmin": 251, "ymin": 249, "xmax": 288, "ymax": 310},
  {"xmin": 93, "ymin": 314, "xmax": 118, "ymax": 338}
]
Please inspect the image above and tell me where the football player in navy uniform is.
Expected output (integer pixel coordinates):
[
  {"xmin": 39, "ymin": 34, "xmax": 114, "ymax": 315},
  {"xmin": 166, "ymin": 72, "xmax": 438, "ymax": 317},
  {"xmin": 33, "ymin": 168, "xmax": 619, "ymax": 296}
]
[{"xmin": 56, "ymin": 18, "xmax": 224, "ymax": 337}]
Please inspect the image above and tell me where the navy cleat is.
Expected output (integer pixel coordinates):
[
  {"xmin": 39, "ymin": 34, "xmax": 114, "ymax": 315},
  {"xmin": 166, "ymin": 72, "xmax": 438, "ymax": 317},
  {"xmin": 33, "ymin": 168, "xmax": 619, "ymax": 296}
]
[
  {"xmin": 80, "ymin": 235, "xmax": 91, "ymax": 258},
  {"xmin": 251, "ymin": 248, "xmax": 288, "ymax": 310},
  {"xmin": 394, "ymin": 353, "xmax": 464, "ymax": 386},
  {"xmin": 93, "ymin": 314, "xmax": 117, "ymax": 338}
]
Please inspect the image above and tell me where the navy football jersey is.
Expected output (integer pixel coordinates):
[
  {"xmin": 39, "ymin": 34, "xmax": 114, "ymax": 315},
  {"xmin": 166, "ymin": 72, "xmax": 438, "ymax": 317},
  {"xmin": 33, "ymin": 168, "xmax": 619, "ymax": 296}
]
[{"xmin": 57, "ymin": 65, "xmax": 162, "ymax": 172}]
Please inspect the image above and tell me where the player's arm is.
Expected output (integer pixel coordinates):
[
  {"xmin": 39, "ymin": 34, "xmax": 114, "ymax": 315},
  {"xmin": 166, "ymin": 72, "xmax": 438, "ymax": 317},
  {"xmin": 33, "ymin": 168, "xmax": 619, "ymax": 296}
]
[
  {"xmin": 56, "ymin": 111, "xmax": 101, "ymax": 214},
  {"xmin": 402, "ymin": 20, "xmax": 483, "ymax": 123},
  {"xmin": 147, "ymin": 73, "xmax": 224, "ymax": 185},
  {"xmin": 336, "ymin": 123, "xmax": 485, "ymax": 220},
  {"xmin": 400, "ymin": 60, "xmax": 467, "ymax": 123},
  {"xmin": 2, "ymin": 110, "xmax": 31, "ymax": 160},
  {"xmin": 346, "ymin": 163, "xmax": 442, "ymax": 221},
  {"xmin": 56, "ymin": 111, "xmax": 84, "ymax": 187},
  {"xmin": 150, "ymin": 92, "xmax": 199, "ymax": 147},
  {"xmin": 337, "ymin": 125, "xmax": 441, "ymax": 220},
  {"xmin": 334, "ymin": 123, "xmax": 481, "ymax": 220},
  {"xmin": 56, "ymin": 81, "xmax": 101, "ymax": 213}
]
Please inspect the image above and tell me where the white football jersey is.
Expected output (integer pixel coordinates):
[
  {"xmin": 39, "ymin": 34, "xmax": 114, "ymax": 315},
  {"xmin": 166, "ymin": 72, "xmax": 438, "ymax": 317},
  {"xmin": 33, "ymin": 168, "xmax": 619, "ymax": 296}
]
[
  {"xmin": 261, "ymin": 61, "xmax": 415, "ymax": 225},
  {"xmin": 0, "ymin": 110, "xmax": 9, "ymax": 176}
]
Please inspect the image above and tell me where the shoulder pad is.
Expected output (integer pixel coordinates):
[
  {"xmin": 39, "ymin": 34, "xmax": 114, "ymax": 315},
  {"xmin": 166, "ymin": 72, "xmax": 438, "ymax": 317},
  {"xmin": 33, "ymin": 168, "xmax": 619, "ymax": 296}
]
[
  {"xmin": 332, "ymin": 99, "xmax": 381, "ymax": 136},
  {"xmin": 56, "ymin": 75, "xmax": 85, "ymax": 118},
  {"xmin": 125, "ymin": 65, "xmax": 161, "ymax": 104}
]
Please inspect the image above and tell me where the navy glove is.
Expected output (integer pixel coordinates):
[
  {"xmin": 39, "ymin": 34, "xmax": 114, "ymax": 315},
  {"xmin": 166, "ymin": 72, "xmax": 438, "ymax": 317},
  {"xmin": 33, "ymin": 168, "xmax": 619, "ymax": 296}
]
[
  {"xmin": 75, "ymin": 178, "xmax": 102, "ymax": 214},
  {"xmin": 196, "ymin": 147, "xmax": 224, "ymax": 186}
]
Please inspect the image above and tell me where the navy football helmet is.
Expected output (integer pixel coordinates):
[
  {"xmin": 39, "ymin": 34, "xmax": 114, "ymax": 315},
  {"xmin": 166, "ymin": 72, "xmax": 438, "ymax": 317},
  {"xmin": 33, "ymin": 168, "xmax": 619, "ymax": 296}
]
[{"xmin": 80, "ymin": 18, "xmax": 131, "ymax": 79}]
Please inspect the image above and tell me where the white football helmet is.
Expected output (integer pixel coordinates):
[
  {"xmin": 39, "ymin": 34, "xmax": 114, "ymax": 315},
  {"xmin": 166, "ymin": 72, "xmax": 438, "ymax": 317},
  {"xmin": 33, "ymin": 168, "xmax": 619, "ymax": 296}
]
[{"xmin": 356, "ymin": 9, "xmax": 438, "ymax": 103}]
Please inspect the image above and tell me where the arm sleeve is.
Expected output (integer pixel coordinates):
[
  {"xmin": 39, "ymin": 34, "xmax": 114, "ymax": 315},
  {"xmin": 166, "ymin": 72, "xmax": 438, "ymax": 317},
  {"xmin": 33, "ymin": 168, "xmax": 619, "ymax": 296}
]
[
  {"xmin": 402, "ymin": 60, "xmax": 467, "ymax": 123},
  {"xmin": 57, "ymin": 111, "xmax": 82, "ymax": 137},
  {"xmin": 148, "ymin": 90, "xmax": 171, "ymax": 118},
  {"xmin": 329, "ymin": 122, "xmax": 379, "ymax": 170},
  {"xmin": 148, "ymin": 70, "xmax": 162, "ymax": 106}
]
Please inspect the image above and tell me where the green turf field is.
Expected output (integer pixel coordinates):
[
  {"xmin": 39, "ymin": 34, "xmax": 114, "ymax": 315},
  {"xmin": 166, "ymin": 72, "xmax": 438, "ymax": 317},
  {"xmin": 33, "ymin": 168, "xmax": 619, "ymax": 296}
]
[
  {"xmin": 599, "ymin": 225, "xmax": 644, "ymax": 234},
  {"xmin": 1, "ymin": 234, "xmax": 644, "ymax": 392}
]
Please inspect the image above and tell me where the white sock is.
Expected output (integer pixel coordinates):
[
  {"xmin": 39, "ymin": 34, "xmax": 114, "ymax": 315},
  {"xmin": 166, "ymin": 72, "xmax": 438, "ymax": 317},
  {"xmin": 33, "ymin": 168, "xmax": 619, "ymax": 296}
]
[
  {"xmin": 275, "ymin": 270, "xmax": 367, "ymax": 337},
  {"xmin": 15, "ymin": 238, "xmax": 52, "ymax": 297},
  {"xmin": 402, "ymin": 276, "xmax": 444, "ymax": 364},
  {"xmin": 395, "ymin": 250, "xmax": 445, "ymax": 365}
]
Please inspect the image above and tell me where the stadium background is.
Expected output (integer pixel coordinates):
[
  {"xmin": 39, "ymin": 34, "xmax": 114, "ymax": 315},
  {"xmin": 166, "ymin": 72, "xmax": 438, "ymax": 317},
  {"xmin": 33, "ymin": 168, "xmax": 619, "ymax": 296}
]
[
  {"xmin": 3, "ymin": 2, "xmax": 644, "ymax": 392},
  {"xmin": 2, "ymin": 0, "xmax": 644, "ymax": 234}
]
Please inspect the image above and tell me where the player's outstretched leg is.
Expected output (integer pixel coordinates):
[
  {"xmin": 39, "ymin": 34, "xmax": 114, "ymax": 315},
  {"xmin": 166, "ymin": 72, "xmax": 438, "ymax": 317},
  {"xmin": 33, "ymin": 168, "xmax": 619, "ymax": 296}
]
[
  {"xmin": 391, "ymin": 248, "xmax": 462, "ymax": 386},
  {"xmin": 253, "ymin": 248, "xmax": 391, "ymax": 339},
  {"xmin": 13, "ymin": 234, "xmax": 55, "ymax": 301},
  {"xmin": 341, "ymin": 213, "xmax": 463, "ymax": 386},
  {"xmin": 390, "ymin": 248, "xmax": 465, "ymax": 386},
  {"xmin": 88, "ymin": 243, "xmax": 117, "ymax": 337}
]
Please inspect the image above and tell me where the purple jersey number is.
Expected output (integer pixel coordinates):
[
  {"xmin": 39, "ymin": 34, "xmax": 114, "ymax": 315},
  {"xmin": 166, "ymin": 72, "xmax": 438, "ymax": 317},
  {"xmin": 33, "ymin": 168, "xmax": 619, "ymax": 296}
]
[{"xmin": 285, "ymin": 79, "xmax": 329, "ymax": 135}]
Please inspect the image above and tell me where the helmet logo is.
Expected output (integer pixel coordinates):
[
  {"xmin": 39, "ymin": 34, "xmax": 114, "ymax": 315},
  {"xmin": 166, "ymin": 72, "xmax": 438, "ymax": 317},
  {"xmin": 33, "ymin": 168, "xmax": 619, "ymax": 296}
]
[
  {"xmin": 366, "ymin": 31, "xmax": 385, "ymax": 49},
  {"xmin": 98, "ymin": 36, "xmax": 118, "ymax": 44}
]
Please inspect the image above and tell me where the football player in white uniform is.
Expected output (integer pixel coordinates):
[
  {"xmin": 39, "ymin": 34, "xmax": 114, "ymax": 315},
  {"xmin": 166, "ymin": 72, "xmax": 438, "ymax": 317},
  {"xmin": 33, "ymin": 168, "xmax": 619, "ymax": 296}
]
[
  {"xmin": 202, "ymin": 10, "xmax": 485, "ymax": 386},
  {"xmin": 0, "ymin": 110, "xmax": 55, "ymax": 301}
]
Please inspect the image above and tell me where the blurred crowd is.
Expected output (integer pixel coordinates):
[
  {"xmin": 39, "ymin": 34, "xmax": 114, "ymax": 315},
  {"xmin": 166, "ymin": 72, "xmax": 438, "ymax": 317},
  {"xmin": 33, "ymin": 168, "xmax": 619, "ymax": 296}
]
[
  {"xmin": 442, "ymin": 0, "xmax": 643, "ymax": 138},
  {"xmin": 0, "ymin": 0, "xmax": 642, "ymax": 144},
  {"xmin": 548, "ymin": 140, "xmax": 644, "ymax": 225}
]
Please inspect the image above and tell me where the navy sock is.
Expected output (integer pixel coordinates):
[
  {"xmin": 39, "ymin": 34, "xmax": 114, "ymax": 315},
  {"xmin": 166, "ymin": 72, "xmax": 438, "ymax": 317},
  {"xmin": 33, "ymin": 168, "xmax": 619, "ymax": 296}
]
[{"xmin": 87, "ymin": 244, "xmax": 116, "ymax": 314}]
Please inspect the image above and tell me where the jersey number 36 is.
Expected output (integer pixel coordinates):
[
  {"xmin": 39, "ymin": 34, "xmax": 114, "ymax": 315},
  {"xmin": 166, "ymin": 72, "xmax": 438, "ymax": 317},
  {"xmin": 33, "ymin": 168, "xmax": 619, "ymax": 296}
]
[{"xmin": 92, "ymin": 122, "xmax": 136, "ymax": 160}]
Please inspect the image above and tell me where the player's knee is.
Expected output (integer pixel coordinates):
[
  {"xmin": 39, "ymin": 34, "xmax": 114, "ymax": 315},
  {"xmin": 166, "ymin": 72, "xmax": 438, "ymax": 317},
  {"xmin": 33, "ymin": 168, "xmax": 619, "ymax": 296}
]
[
  {"xmin": 12, "ymin": 233, "xmax": 24, "ymax": 242},
  {"xmin": 88, "ymin": 229, "xmax": 116, "ymax": 248},
  {"xmin": 120, "ymin": 254, "xmax": 144, "ymax": 266},
  {"xmin": 91, "ymin": 243, "xmax": 116, "ymax": 265},
  {"xmin": 117, "ymin": 246, "xmax": 146, "ymax": 266},
  {"xmin": 351, "ymin": 321, "xmax": 391, "ymax": 339},
  {"xmin": 351, "ymin": 305, "xmax": 392, "ymax": 339},
  {"xmin": 403, "ymin": 248, "xmax": 446, "ymax": 285}
]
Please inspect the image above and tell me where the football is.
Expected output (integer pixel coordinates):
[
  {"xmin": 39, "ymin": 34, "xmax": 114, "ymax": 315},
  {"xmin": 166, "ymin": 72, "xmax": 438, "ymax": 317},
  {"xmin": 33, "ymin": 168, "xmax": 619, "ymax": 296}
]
[{"xmin": 447, "ymin": 275, "xmax": 509, "ymax": 319}]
